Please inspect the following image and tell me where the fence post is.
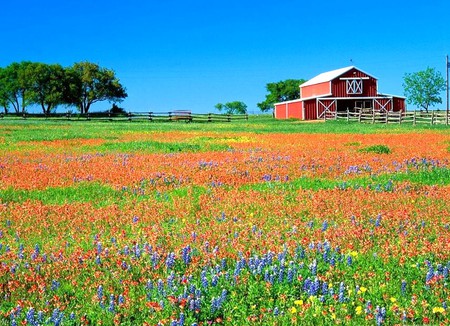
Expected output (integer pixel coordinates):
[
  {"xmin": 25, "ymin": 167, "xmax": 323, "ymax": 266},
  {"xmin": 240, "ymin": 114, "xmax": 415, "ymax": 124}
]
[
  {"xmin": 227, "ymin": 114, "xmax": 231, "ymax": 122},
  {"xmin": 128, "ymin": 112, "xmax": 132, "ymax": 122},
  {"xmin": 245, "ymin": 114, "xmax": 248, "ymax": 121},
  {"xmin": 399, "ymin": 111, "xmax": 402, "ymax": 124},
  {"xmin": 413, "ymin": 111, "xmax": 416, "ymax": 126},
  {"xmin": 346, "ymin": 109, "xmax": 349, "ymax": 122},
  {"xmin": 148, "ymin": 112, "xmax": 153, "ymax": 122},
  {"xmin": 385, "ymin": 111, "xmax": 389, "ymax": 124},
  {"xmin": 431, "ymin": 111, "xmax": 435, "ymax": 125},
  {"xmin": 358, "ymin": 110, "xmax": 362, "ymax": 123},
  {"xmin": 372, "ymin": 110, "xmax": 375, "ymax": 124},
  {"xmin": 168, "ymin": 112, "xmax": 172, "ymax": 121},
  {"xmin": 87, "ymin": 113, "xmax": 90, "ymax": 121},
  {"xmin": 22, "ymin": 112, "xmax": 26, "ymax": 119}
]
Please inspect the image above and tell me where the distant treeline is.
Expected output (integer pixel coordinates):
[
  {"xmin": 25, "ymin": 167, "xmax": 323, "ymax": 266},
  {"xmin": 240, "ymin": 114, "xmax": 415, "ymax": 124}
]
[{"xmin": 0, "ymin": 61, "xmax": 127, "ymax": 115}]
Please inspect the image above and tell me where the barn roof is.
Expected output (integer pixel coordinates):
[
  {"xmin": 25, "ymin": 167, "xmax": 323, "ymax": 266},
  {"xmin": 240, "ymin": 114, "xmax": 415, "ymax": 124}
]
[{"xmin": 300, "ymin": 66, "xmax": 377, "ymax": 88}]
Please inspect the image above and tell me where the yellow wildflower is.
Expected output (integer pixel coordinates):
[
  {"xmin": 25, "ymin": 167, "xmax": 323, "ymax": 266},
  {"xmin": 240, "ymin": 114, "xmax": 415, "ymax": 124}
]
[
  {"xmin": 294, "ymin": 300, "xmax": 303, "ymax": 306},
  {"xmin": 290, "ymin": 307, "xmax": 297, "ymax": 314},
  {"xmin": 390, "ymin": 297, "xmax": 397, "ymax": 303},
  {"xmin": 432, "ymin": 307, "xmax": 445, "ymax": 314},
  {"xmin": 355, "ymin": 306, "xmax": 363, "ymax": 315}
]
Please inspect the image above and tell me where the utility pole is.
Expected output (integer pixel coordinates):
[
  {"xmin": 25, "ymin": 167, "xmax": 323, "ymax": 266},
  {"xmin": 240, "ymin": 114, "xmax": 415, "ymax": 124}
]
[{"xmin": 447, "ymin": 55, "xmax": 449, "ymax": 125}]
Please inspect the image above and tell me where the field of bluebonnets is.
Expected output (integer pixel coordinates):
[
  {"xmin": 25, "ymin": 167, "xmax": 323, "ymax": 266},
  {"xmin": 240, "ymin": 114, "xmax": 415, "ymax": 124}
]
[{"xmin": 0, "ymin": 116, "xmax": 449, "ymax": 325}]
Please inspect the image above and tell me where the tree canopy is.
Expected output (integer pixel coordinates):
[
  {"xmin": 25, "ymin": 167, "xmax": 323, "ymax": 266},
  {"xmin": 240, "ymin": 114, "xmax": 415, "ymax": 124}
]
[
  {"xmin": 65, "ymin": 62, "xmax": 127, "ymax": 114},
  {"xmin": 257, "ymin": 79, "xmax": 306, "ymax": 112},
  {"xmin": 215, "ymin": 101, "xmax": 247, "ymax": 114},
  {"xmin": 403, "ymin": 67, "xmax": 446, "ymax": 112},
  {"xmin": 0, "ymin": 61, "xmax": 127, "ymax": 114}
]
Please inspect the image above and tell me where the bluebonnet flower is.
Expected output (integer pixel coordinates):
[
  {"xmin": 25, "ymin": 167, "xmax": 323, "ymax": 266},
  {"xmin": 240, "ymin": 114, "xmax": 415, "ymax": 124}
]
[
  {"xmin": 181, "ymin": 246, "xmax": 191, "ymax": 265},
  {"xmin": 151, "ymin": 252, "xmax": 159, "ymax": 268},
  {"xmin": 70, "ymin": 312, "xmax": 75, "ymax": 320},
  {"xmin": 201, "ymin": 270, "xmax": 209, "ymax": 288},
  {"xmin": 134, "ymin": 244, "xmax": 141, "ymax": 258},
  {"xmin": 321, "ymin": 220, "xmax": 328, "ymax": 232},
  {"xmin": 401, "ymin": 280, "xmax": 407, "ymax": 294},
  {"xmin": 51, "ymin": 308, "xmax": 63, "ymax": 326},
  {"xmin": 211, "ymin": 274, "xmax": 219, "ymax": 287},
  {"xmin": 51, "ymin": 279, "xmax": 60, "ymax": 291},
  {"xmin": 375, "ymin": 214, "xmax": 382, "ymax": 227},
  {"xmin": 347, "ymin": 255, "xmax": 353, "ymax": 266},
  {"xmin": 338, "ymin": 282, "xmax": 346, "ymax": 302},
  {"xmin": 287, "ymin": 268, "xmax": 294, "ymax": 283},
  {"xmin": 97, "ymin": 285, "xmax": 103, "ymax": 300},
  {"xmin": 273, "ymin": 307, "xmax": 279, "ymax": 316},
  {"xmin": 96, "ymin": 242, "xmax": 102, "ymax": 255},
  {"xmin": 108, "ymin": 294, "xmax": 115, "ymax": 312},
  {"xmin": 310, "ymin": 259, "xmax": 317, "ymax": 276},
  {"xmin": 157, "ymin": 279, "xmax": 165, "ymax": 295},
  {"xmin": 322, "ymin": 282, "xmax": 328, "ymax": 295},
  {"xmin": 26, "ymin": 308, "xmax": 36, "ymax": 326},
  {"xmin": 37, "ymin": 311, "xmax": 43, "ymax": 323},
  {"xmin": 179, "ymin": 313, "xmax": 185, "ymax": 326},
  {"xmin": 18, "ymin": 244, "xmax": 24, "ymax": 259}
]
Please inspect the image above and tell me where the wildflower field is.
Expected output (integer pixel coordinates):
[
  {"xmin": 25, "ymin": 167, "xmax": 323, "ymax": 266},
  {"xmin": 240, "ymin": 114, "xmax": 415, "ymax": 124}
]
[{"xmin": 0, "ymin": 117, "xmax": 449, "ymax": 325}]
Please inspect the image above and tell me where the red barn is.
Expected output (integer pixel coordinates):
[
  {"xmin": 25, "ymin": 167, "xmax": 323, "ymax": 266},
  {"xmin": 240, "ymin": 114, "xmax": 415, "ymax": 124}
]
[{"xmin": 274, "ymin": 66, "xmax": 406, "ymax": 120}]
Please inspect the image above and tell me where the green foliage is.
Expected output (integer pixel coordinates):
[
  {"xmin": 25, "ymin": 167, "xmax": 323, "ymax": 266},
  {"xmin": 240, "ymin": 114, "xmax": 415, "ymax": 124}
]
[
  {"xmin": 215, "ymin": 101, "xmax": 247, "ymax": 114},
  {"xmin": 0, "ymin": 61, "xmax": 127, "ymax": 115},
  {"xmin": 110, "ymin": 103, "xmax": 127, "ymax": 115},
  {"xmin": 358, "ymin": 144, "xmax": 391, "ymax": 154},
  {"xmin": 27, "ymin": 62, "xmax": 66, "ymax": 115},
  {"xmin": 0, "ymin": 61, "xmax": 35, "ymax": 114},
  {"xmin": 64, "ymin": 61, "xmax": 128, "ymax": 114},
  {"xmin": 257, "ymin": 79, "xmax": 306, "ymax": 112},
  {"xmin": 403, "ymin": 67, "xmax": 446, "ymax": 112}
]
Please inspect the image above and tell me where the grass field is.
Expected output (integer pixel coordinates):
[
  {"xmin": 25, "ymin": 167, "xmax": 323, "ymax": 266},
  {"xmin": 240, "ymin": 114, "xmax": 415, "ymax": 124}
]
[{"xmin": 0, "ymin": 116, "xmax": 449, "ymax": 325}]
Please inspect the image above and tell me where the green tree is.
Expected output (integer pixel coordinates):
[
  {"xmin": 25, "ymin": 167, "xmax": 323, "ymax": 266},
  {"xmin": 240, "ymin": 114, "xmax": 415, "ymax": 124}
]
[
  {"xmin": 215, "ymin": 101, "xmax": 247, "ymax": 114},
  {"xmin": 1, "ymin": 61, "xmax": 34, "ymax": 114},
  {"xmin": 28, "ymin": 63, "xmax": 66, "ymax": 115},
  {"xmin": 257, "ymin": 79, "xmax": 306, "ymax": 112},
  {"xmin": 64, "ymin": 62, "xmax": 127, "ymax": 114},
  {"xmin": 403, "ymin": 67, "xmax": 446, "ymax": 112},
  {"xmin": 0, "ymin": 67, "xmax": 10, "ymax": 113}
]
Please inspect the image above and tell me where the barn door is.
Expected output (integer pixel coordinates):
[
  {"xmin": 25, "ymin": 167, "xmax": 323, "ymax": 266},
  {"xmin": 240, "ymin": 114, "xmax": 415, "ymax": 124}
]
[{"xmin": 317, "ymin": 99, "xmax": 337, "ymax": 119}]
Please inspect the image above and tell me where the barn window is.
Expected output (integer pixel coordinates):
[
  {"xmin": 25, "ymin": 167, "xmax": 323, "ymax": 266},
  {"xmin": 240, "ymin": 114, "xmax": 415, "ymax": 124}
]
[{"xmin": 346, "ymin": 79, "xmax": 363, "ymax": 94}]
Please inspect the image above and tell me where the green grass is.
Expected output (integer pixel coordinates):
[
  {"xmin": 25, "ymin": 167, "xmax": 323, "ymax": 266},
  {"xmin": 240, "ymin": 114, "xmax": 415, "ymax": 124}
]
[
  {"xmin": 0, "ymin": 182, "xmax": 123, "ymax": 207},
  {"xmin": 1, "ymin": 115, "xmax": 449, "ymax": 147},
  {"xmin": 241, "ymin": 166, "xmax": 450, "ymax": 193},
  {"xmin": 85, "ymin": 140, "xmax": 231, "ymax": 154},
  {"xmin": 358, "ymin": 144, "xmax": 392, "ymax": 154}
]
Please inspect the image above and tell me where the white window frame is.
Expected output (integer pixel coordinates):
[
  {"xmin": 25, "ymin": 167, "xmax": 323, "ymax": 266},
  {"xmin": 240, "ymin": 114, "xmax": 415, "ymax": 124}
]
[{"xmin": 346, "ymin": 79, "xmax": 363, "ymax": 94}]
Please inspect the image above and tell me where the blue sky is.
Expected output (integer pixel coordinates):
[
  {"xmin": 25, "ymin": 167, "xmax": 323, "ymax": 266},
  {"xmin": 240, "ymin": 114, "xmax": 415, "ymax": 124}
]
[{"xmin": 1, "ymin": 0, "xmax": 449, "ymax": 113}]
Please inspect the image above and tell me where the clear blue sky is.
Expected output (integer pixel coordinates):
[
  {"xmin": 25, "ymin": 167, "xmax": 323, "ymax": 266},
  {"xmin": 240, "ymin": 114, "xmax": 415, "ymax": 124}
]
[{"xmin": 1, "ymin": 0, "xmax": 449, "ymax": 113}]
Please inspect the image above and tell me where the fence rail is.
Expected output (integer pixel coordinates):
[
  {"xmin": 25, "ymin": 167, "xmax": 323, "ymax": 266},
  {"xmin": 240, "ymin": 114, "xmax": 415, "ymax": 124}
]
[
  {"xmin": 0, "ymin": 111, "xmax": 249, "ymax": 123},
  {"xmin": 332, "ymin": 110, "xmax": 450, "ymax": 125}
]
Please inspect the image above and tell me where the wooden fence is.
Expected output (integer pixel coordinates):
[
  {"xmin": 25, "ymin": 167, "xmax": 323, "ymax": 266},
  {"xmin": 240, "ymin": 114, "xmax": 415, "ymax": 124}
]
[
  {"xmin": 332, "ymin": 110, "xmax": 450, "ymax": 125},
  {"xmin": 0, "ymin": 111, "xmax": 249, "ymax": 123}
]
